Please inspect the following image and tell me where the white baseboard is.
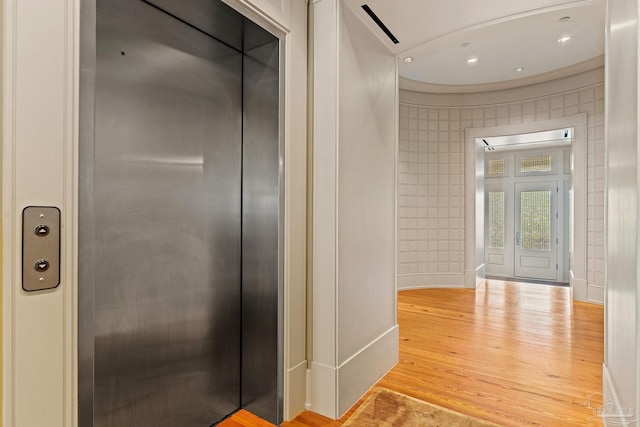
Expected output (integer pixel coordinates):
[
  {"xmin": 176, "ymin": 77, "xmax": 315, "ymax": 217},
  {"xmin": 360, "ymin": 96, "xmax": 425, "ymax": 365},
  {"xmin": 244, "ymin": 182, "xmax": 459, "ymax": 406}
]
[
  {"xmin": 305, "ymin": 369, "xmax": 312, "ymax": 410},
  {"xmin": 572, "ymin": 277, "xmax": 588, "ymax": 301},
  {"xmin": 286, "ymin": 360, "xmax": 308, "ymax": 420},
  {"xmin": 587, "ymin": 285, "xmax": 605, "ymax": 304},
  {"xmin": 337, "ymin": 325, "xmax": 399, "ymax": 416},
  {"xmin": 310, "ymin": 361, "xmax": 337, "ymax": 418},
  {"xmin": 465, "ymin": 264, "xmax": 485, "ymax": 288},
  {"xmin": 602, "ymin": 364, "xmax": 637, "ymax": 426},
  {"xmin": 398, "ymin": 273, "xmax": 465, "ymax": 290},
  {"xmin": 309, "ymin": 325, "xmax": 399, "ymax": 419}
]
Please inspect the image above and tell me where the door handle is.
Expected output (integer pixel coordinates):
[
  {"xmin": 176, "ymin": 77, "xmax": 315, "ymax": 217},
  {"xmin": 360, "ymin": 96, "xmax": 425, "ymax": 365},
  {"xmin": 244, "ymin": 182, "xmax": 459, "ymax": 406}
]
[{"xmin": 516, "ymin": 231, "xmax": 520, "ymax": 246}]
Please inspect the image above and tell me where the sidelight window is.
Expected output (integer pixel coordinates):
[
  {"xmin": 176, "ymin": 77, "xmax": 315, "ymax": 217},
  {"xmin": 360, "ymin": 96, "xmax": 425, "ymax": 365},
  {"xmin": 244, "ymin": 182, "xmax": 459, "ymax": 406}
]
[{"xmin": 488, "ymin": 192, "xmax": 505, "ymax": 249}]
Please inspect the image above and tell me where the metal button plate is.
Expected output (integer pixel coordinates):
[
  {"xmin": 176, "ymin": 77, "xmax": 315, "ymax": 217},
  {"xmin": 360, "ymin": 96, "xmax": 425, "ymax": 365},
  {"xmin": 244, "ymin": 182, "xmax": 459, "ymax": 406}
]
[{"xmin": 22, "ymin": 206, "xmax": 61, "ymax": 291}]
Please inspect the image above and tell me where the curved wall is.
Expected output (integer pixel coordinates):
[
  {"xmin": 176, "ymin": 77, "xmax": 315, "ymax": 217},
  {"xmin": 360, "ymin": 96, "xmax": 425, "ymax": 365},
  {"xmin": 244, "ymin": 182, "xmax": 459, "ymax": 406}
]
[{"xmin": 397, "ymin": 68, "xmax": 605, "ymax": 303}]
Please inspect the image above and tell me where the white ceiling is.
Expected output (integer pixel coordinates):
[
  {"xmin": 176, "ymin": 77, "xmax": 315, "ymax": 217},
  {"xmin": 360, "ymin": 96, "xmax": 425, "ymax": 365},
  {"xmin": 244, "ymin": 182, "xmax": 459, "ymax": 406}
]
[{"xmin": 345, "ymin": 0, "xmax": 605, "ymax": 91}]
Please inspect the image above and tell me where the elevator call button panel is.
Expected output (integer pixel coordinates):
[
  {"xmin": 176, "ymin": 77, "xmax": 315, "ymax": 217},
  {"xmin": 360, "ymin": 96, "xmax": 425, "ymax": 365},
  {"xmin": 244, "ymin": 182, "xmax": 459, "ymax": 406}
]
[{"xmin": 22, "ymin": 206, "xmax": 61, "ymax": 292}]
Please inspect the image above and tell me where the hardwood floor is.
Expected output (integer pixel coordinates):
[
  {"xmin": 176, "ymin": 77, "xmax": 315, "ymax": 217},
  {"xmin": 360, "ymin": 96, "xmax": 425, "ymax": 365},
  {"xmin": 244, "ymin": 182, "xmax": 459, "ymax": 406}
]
[
  {"xmin": 224, "ymin": 279, "xmax": 605, "ymax": 426},
  {"xmin": 218, "ymin": 410, "xmax": 276, "ymax": 427}
]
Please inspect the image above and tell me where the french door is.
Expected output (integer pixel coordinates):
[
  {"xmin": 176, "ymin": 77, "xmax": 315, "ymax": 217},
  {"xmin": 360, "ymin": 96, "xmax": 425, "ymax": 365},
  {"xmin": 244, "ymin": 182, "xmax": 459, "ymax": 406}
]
[
  {"xmin": 514, "ymin": 181, "xmax": 558, "ymax": 281},
  {"xmin": 485, "ymin": 180, "xmax": 559, "ymax": 281}
]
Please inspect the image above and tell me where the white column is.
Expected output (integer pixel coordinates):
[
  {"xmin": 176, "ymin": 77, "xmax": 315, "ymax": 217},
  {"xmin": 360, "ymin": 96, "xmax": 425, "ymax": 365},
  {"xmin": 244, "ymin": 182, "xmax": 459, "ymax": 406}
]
[
  {"xmin": 283, "ymin": 0, "xmax": 310, "ymax": 421},
  {"xmin": 310, "ymin": 0, "xmax": 340, "ymax": 417},
  {"xmin": 310, "ymin": 0, "xmax": 398, "ymax": 418},
  {"xmin": 604, "ymin": 0, "xmax": 640, "ymax": 422}
]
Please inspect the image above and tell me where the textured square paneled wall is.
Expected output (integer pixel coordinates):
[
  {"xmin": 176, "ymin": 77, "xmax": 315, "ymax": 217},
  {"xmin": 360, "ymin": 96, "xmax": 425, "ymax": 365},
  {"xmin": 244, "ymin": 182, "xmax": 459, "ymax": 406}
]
[{"xmin": 398, "ymin": 82, "xmax": 605, "ymax": 301}]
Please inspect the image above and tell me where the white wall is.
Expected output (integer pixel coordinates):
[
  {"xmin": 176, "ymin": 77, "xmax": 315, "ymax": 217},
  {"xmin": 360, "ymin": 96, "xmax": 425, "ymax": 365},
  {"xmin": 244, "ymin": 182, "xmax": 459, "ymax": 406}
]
[
  {"xmin": 398, "ymin": 69, "xmax": 605, "ymax": 303},
  {"xmin": 311, "ymin": 0, "xmax": 398, "ymax": 418},
  {"xmin": 603, "ymin": 0, "xmax": 639, "ymax": 423},
  {"xmin": 337, "ymin": 3, "xmax": 397, "ymax": 415}
]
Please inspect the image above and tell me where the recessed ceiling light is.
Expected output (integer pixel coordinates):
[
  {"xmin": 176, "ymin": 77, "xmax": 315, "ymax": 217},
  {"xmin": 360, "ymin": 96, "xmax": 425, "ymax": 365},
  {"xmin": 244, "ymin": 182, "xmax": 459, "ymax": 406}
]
[
  {"xmin": 557, "ymin": 35, "xmax": 571, "ymax": 44},
  {"xmin": 467, "ymin": 56, "xmax": 478, "ymax": 65},
  {"xmin": 515, "ymin": 67, "xmax": 524, "ymax": 72},
  {"xmin": 403, "ymin": 56, "xmax": 414, "ymax": 63},
  {"xmin": 559, "ymin": 16, "xmax": 571, "ymax": 23},
  {"xmin": 461, "ymin": 42, "xmax": 470, "ymax": 47}
]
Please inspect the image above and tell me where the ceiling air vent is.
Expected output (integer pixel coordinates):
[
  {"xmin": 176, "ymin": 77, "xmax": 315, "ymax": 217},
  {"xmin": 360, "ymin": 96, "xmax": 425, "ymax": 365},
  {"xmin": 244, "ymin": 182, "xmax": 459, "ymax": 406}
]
[{"xmin": 361, "ymin": 4, "xmax": 399, "ymax": 44}]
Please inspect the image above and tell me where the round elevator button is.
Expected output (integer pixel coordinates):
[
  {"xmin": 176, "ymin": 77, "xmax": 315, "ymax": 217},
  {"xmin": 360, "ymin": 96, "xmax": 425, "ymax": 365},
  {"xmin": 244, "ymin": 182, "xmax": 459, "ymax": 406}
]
[
  {"xmin": 35, "ymin": 260, "xmax": 50, "ymax": 272},
  {"xmin": 34, "ymin": 225, "xmax": 50, "ymax": 236}
]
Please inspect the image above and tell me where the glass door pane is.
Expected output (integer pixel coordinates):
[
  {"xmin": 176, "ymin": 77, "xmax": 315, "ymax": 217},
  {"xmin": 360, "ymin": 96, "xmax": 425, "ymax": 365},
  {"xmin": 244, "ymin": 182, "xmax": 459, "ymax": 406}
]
[{"xmin": 520, "ymin": 190, "xmax": 552, "ymax": 252}]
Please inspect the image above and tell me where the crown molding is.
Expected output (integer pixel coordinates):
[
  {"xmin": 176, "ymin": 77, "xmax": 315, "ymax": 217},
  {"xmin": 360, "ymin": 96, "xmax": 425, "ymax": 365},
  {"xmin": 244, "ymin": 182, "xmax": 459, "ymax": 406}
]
[{"xmin": 399, "ymin": 55, "xmax": 604, "ymax": 94}]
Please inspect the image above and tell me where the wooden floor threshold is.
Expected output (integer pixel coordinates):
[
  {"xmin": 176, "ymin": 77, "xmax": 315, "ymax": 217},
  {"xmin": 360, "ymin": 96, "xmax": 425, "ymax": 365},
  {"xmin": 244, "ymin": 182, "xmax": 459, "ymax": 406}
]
[{"xmin": 217, "ymin": 409, "xmax": 275, "ymax": 427}]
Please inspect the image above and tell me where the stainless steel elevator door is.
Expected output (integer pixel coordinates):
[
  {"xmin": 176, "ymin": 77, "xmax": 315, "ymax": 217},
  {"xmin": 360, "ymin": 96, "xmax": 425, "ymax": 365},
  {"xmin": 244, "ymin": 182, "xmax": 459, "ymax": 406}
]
[
  {"xmin": 242, "ymin": 32, "xmax": 281, "ymax": 424},
  {"xmin": 92, "ymin": 1, "xmax": 242, "ymax": 425}
]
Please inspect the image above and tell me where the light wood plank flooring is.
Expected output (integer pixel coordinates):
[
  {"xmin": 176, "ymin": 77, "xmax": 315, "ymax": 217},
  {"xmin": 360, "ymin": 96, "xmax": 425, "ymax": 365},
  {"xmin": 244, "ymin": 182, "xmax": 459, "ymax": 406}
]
[{"xmin": 223, "ymin": 280, "xmax": 604, "ymax": 426}]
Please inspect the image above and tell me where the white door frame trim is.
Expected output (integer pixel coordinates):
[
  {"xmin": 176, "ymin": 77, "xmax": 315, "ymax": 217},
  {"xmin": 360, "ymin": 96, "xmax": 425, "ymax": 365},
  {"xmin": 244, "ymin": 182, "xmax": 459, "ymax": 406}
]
[{"xmin": 465, "ymin": 113, "xmax": 588, "ymax": 300}]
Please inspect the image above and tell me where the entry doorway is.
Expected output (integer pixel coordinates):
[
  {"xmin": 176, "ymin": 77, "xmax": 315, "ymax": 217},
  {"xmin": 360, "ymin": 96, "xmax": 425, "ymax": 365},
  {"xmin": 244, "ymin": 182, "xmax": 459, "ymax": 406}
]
[
  {"xmin": 466, "ymin": 115, "xmax": 588, "ymax": 297},
  {"xmin": 484, "ymin": 136, "xmax": 571, "ymax": 284}
]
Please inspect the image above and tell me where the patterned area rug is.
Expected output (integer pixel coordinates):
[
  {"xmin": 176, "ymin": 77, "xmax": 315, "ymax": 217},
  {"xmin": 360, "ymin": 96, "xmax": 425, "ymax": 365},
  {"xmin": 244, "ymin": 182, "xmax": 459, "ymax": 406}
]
[{"xmin": 343, "ymin": 388, "xmax": 499, "ymax": 427}]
